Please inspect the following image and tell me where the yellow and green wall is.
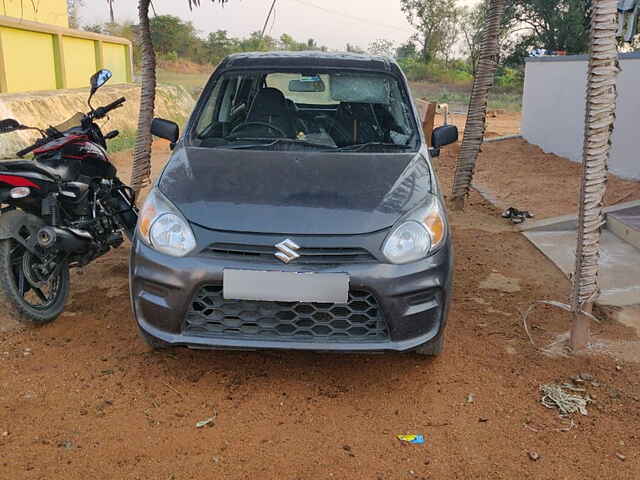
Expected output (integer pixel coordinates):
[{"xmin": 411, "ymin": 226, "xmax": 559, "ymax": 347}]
[
  {"xmin": 1, "ymin": 0, "xmax": 69, "ymax": 28},
  {"xmin": 0, "ymin": 0, "xmax": 132, "ymax": 94}
]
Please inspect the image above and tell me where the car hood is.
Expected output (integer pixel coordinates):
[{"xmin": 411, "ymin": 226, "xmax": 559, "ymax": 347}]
[{"xmin": 159, "ymin": 146, "xmax": 432, "ymax": 235}]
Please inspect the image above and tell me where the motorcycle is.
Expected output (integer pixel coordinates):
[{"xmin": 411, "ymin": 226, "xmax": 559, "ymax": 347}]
[{"xmin": 0, "ymin": 69, "xmax": 138, "ymax": 324}]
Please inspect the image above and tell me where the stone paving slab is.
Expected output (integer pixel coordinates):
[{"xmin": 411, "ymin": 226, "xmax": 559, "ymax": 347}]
[{"xmin": 524, "ymin": 229, "xmax": 640, "ymax": 307}]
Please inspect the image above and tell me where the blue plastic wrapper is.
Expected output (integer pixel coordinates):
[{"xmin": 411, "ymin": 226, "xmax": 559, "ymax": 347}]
[{"xmin": 397, "ymin": 435, "xmax": 425, "ymax": 444}]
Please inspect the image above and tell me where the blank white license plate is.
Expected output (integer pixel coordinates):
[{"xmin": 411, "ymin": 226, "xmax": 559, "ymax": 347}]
[{"xmin": 223, "ymin": 269, "xmax": 349, "ymax": 304}]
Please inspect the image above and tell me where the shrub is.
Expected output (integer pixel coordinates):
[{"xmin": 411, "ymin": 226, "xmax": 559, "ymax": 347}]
[
  {"xmin": 495, "ymin": 67, "xmax": 523, "ymax": 91},
  {"xmin": 398, "ymin": 58, "xmax": 473, "ymax": 86}
]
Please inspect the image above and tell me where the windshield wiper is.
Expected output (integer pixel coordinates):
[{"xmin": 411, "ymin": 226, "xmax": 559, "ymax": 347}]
[
  {"xmin": 337, "ymin": 142, "xmax": 414, "ymax": 152},
  {"xmin": 222, "ymin": 137, "xmax": 338, "ymax": 150}
]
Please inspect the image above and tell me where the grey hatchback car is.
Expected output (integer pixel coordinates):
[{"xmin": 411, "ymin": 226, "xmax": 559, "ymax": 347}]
[{"xmin": 130, "ymin": 52, "xmax": 458, "ymax": 355}]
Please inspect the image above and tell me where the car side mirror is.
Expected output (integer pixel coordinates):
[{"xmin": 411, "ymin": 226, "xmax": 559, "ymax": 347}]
[
  {"xmin": 0, "ymin": 118, "xmax": 24, "ymax": 134},
  {"xmin": 151, "ymin": 118, "xmax": 179, "ymax": 144},
  {"xmin": 431, "ymin": 124, "xmax": 458, "ymax": 149}
]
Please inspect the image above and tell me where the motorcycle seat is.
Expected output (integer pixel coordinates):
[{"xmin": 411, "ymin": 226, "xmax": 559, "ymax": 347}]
[{"xmin": 0, "ymin": 160, "xmax": 77, "ymax": 182}]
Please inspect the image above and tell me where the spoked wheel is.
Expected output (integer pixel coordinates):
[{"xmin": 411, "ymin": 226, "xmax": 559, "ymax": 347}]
[{"xmin": 0, "ymin": 239, "xmax": 70, "ymax": 325}]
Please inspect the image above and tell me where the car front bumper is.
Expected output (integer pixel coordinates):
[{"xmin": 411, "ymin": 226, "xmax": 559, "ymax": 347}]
[{"xmin": 129, "ymin": 233, "xmax": 453, "ymax": 353}]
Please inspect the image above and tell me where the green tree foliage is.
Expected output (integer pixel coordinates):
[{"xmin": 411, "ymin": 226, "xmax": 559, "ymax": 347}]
[
  {"xmin": 459, "ymin": 4, "xmax": 485, "ymax": 74},
  {"xmin": 460, "ymin": 2, "xmax": 514, "ymax": 74},
  {"xmin": 84, "ymin": 24, "xmax": 104, "ymax": 33},
  {"xmin": 503, "ymin": 0, "xmax": 592, "ymax": 65},
  {"xmin": 87, "ymin": 13, "xmax": 326, "ymax": 67},
  {"xmin": 438, "ymin": 6, "xmax": 460, "ymax": 67},
  {"xmin": 400, "ymin": 0, "xmax": 460, "ymax": 62},
  {"xmin": 280, "ymin": 33, "xmax": 306, "ymax": 51},
  {"xmin": 102, "ymin": 20, "xmax": 136, "ymax": 42},
  {"xmin": 397, "ymin": 57, "xmax": 473, "ymax": 85},
  {"xmin": 239, "ymin": 31, "xmax": 277, "ymax": 51},
  {"xmin": 150, "ymin": 15, "xmax": 201, "ymax": 58},
  {"xmin": 396, "ymin": 41, "xmax": 418, "ymax": 60},
  {"xmin": 205, "ymin": 30, "xmax": 238, "ymax": 63}
]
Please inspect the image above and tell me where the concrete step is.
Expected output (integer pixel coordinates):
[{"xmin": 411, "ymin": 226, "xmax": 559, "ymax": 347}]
[
  {"xmin": 518, "ymin": 200, "xmax": 640, "ymax": 233},
  {"xmin": 523, "ymin": 229, "xmax": 640, "ymax": 307},
  {"xmin": 608, "ymin": 205, "xmax": 640, "ymax": 250}
]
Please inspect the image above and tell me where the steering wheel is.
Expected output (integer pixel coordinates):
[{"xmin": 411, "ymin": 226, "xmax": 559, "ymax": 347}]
[{"xmin": 229, "ymin": 121, "xmax": 287, "ymax": 138}]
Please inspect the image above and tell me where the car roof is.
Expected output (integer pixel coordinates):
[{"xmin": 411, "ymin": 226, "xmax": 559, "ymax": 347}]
[{"xmin": 220, "ymin": 51, "xmax": 401, "ymax": 75}]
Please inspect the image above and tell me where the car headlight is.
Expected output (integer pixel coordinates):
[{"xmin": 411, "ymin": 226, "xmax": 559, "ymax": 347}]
[
  {"xmin": 382, "ymin": 199, "xmax": 446, "ymax": 264},
  {"xmin": 137, "ymin": 188, "xmax": 196, "ymax": 257}
]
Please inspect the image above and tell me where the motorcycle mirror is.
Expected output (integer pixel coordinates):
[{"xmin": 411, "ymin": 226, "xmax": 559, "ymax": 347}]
[
  {"xmin": 0, "ymin": 119, "xmax": 24, "ymax": 134},
  {"xmin": 90, "ymin": 69, "xmax": 113, "ymax": 95}
]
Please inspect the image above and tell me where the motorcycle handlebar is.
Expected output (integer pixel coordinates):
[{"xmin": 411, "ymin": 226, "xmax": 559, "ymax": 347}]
[
  {"xmin": 17, "ymin": 137, "xmax": 47, "ymax": 158},
  {"xmin": 92, "ymin": 97, "xmax": 126, "ymax": 120},
  {"xmin": 16, "ymin": 96, "xmax": 126, "ymax": 157}
]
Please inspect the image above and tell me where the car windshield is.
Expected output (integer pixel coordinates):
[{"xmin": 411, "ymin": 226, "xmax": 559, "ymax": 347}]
[{"xmin": 191, "ymin": 70, "xmax": 419, "ymax": 152}]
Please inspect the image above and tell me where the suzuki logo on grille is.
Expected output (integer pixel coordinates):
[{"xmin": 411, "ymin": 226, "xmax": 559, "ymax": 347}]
[{"xmin": 275, "ymin": 239, "xmax": 300, "ymax": 264}]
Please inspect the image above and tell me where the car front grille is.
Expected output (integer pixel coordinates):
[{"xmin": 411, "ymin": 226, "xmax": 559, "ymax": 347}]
[
  {"xmin": 204, "ymin": 243, "xmax": 376, "ymax": 264},
  {"xmin": 184, "ymin": 286, "xmax": 389, "ymax": 343}
]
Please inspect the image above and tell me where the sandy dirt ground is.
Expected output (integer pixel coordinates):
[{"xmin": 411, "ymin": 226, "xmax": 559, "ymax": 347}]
[
  {"xmin": 441, "ymin": 110, "xmax": 640, "ymax": 219},
  {"xmin": 475, "ymin": 138, "xmax": 640, "ymax": 219},
  {"xmin": 445, "ymin": 111, "xmax": 522, "ymax": 139},
  {"xmin": 1, "ymin": 141, "xmax": 640, "ymax": 479}
]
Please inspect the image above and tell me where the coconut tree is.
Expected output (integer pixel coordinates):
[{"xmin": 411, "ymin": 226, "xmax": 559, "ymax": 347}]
[
  {"xmin": 569, "ymin": 0, "xmax": 619, "ymax": 350},
  {"xmin": 132, "ymin": 0, "xmax": 229, "ymax": 192},
  {"xmin": 131, "ymin": 0, "xmax": 155, "ymax": 192},
  {"xmin": 107, "ymin": 0, "xmax": 115, "ymax": 23},
  {"xmin": 517, "ymin": 0, "xmax": 619, "ymax": 352},
  {"xmin": 450, "ymin": 0, "xmax": 506, "ymax": 210}
]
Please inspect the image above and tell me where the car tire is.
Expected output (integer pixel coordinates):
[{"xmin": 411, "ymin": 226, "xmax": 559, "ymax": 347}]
[
  {"xmin": 138, "ymin": 328, "xmax": 171, "ymax": 350},
  {"xmin": 415, "ymin": 333, "xmax": 445, "ymax": 356}
]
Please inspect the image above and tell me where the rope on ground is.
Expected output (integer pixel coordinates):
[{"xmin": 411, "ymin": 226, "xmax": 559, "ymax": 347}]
[
  {"xmin": 521, "ymin": 300, "xmax": 600, "ymax": 349},
  {"xmin": 540, "ymin": 383, "xmax": 591, "ymax": 416}
]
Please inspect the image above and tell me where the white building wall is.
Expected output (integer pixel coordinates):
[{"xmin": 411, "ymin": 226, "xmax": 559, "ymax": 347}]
[{"xmin": 522, "ymin": 53, "xmax": 640, "ymax": 180}]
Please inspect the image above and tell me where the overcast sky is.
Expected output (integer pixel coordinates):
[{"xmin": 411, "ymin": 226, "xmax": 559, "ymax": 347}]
[{"xmin": 80, "ymin": 0, "xmax": 479, "ymax": 51}]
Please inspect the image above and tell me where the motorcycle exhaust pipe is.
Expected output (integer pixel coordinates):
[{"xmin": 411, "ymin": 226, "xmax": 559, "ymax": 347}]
[{"xmin": 37, "ymin": 227, "xmax": 91, "ymax": 253}]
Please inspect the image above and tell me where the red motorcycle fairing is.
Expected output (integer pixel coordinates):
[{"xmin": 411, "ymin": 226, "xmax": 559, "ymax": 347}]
[
  {"xmin": 0, "ymin": 170, "xmax": 57, "ymax": 210},
  {"xmin": 0, "ymin": 158, "xmax": 66, "ymax": 209},
  {"xmin": 33, "ymin": 135, "xmax": 117, "ymax": 181},
  {"xmin": 52, "ymin": 138, "xmax": 116, "ymax": 180},
  {"xmin": 32, "ymin": 134, "xmax": 88, "ymax": 155},
  {"xmin": 0, "ymin": 174, "xmax": 41, "ymax": 189},
  {"xmin": 0, "ymin": 166, "xmax": 58, "ymax": 190}
]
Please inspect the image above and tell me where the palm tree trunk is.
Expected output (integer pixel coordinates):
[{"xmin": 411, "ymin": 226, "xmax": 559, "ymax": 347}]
[
  {"xmin": 131, "ymin": 0, "xmax": 156, "ymax": 193},
  {"xmin": 108, "ymin": 0, "xmax": 115, "ymax": 23},
  {"xmin": 450, "ymin": 0, "xmax": 506, "ymax": 210},
  {"xmin": 570, "ymin": 0, "xmax": 619, "ymax": 350}
]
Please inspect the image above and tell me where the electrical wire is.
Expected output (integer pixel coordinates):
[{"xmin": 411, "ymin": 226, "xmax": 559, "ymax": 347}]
[{"xmin": 285, "ymin": 0, "xmax": 410, "ymax": 33}]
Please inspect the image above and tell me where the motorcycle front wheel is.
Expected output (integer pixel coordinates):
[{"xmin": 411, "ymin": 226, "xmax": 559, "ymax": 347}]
[{"xmin": 0, "ymin": 239, "xmax": 70, "ymax": 325}]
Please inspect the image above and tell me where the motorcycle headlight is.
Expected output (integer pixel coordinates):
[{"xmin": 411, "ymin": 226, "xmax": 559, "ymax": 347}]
[
  {"xmin": 382, "ymin": 199, "xmax": 446, "ymax": 264},
  {"xmin": 137, "ymin": 188, "xmax": 196, "ymax": 257}
]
